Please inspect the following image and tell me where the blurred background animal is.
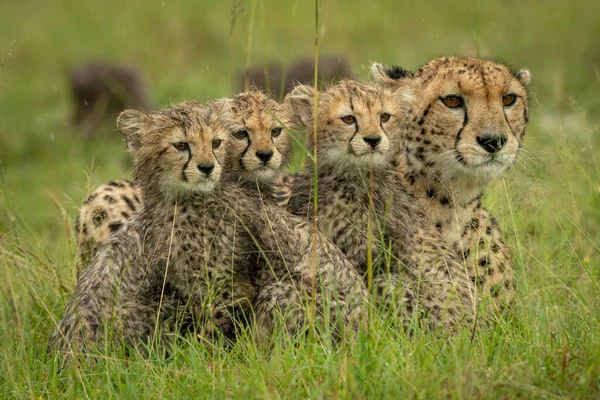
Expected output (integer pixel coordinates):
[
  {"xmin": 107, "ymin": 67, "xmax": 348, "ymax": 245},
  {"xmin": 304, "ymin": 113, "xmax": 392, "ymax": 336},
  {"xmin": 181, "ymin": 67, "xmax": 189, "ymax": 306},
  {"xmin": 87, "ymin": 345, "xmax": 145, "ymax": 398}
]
[
  {"xmin": 238, "ymin": 55, "xmax": 353, "ymax": 99},
  {"xmin": 68, "ymin": 60, "xmax": 154, "ymax": 135}
]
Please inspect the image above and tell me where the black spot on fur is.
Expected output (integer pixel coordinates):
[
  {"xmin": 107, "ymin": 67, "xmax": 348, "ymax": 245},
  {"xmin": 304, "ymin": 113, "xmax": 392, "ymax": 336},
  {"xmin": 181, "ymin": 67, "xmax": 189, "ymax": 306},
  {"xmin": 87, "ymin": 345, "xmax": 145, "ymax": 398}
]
[
  {"xmin": 440, "ymin": 197, "xmax": 450, "ymax": 206},
  {"xmin": 467, "ymin": 217, "xmax": 479, "ymax": 230},
  {"xmin": 471, "ymin": 276, "xmax": 484, "ymax": 286},
  {"xmin": 461, "ymin": 226, "xmax": 469, "ymax": 237},
  {"xmin": 498, "ymin": 263, "xmax": 506, "ymax": 273},
  {"xmin": 486, "ymin": 266, "xmax": 495, "ymax": 276},
  {"xmin": 491, "ymin": 243, "xmax": 500, "ymax": 253},
  {"xmin": 462, "ymin": 249, "xmax": 471, "ymax": 259},
  {"xmin": 407, "ymin": 174, "xmax": 416, "ymax": 185},
  {"xmin": 83, "ymin": 193, "xmax": 97, "ymax": 205},
  {"xmin": 103, "ymin": 195, "xmax": 116, "ymax": 204},
  {"xmin": 435, "ymin": 221, "xmax": 442, "ymax": 231},
  {"xmin": 108, "ymin": 181, "xmax": 126, "ymax": 188},
  {"xmin": 108, "ymin": 222, "xmax": 123, "ymax": 233},
  {"xmin": 479, "ymin": 257, "xmax": 489, "ymax": 267},
  {"xmin": 486, "ymin": 226, "xmax": 493, "ymax": 235},
  {"xmin": 122, "ymin": 195, "xmax": 136, "ymax": 211},
  {"xmin": 423, "ymin": 139, "xmax": 431, "ymax": 145},
  {"xmin": 121, "ymin": 212, "xmax": 130, "ymax": 219},
  {"xmin": 426, "ymin": 188, "xmax": 436, "ymax": 198},
  {"xmin": 490, "ymin": 283, "xmax": 502, "ymax": 297},
  {"xmin": 133, "ymin": 194, "xmax": 141, "ymax": 203}
]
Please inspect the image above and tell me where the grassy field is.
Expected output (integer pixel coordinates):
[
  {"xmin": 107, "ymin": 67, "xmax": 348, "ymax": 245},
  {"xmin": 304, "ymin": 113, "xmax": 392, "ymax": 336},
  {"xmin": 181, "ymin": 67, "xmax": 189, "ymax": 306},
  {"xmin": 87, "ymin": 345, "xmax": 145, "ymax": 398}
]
[{"xmin": 1, "ymin": 0, "xmax": 599, "ymax": 398}]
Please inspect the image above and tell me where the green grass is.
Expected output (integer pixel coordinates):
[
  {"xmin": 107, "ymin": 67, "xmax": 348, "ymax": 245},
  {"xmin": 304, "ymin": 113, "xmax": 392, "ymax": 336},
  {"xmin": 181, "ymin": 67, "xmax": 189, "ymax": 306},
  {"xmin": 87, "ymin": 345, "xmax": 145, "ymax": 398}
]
[{"xmin": 1, "ymin": 0, "xmax": 599, "ymax": 398}]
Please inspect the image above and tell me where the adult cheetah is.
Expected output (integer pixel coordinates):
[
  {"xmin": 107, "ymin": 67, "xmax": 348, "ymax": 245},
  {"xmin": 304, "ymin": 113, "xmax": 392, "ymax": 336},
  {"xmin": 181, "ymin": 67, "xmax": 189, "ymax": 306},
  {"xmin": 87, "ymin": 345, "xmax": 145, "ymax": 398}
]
[{"xmin": 370, "ymin": 57, "xmax": 531, "ymax": 310}]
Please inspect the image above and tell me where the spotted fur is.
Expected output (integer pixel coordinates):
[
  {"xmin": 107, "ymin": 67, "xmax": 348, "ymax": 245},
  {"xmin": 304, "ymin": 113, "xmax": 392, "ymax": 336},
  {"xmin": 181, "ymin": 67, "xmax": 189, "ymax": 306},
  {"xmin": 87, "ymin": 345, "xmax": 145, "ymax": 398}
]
[
  {"xmin": 371, "ymin": 57, "xmax": 531, "ymax": 309},
  {"xmin": 74, "ymin": 180, "xmax": 142, "ymax": 272},
  {"xmin": 281, "ymin": 80, "xmax": 476, "ymax": 330}
]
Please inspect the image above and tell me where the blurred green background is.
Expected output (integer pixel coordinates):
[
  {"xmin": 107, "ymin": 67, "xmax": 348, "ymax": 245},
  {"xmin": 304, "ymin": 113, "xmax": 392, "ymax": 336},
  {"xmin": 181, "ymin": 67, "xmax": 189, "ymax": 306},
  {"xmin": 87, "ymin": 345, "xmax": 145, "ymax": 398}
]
[
  {"xmin": 1, "ymin": 1, "xmax": 599, "ymax": 397},
  {"xmin": 1, "ymin": 0, "xmax": 598, "ymax": 242}
]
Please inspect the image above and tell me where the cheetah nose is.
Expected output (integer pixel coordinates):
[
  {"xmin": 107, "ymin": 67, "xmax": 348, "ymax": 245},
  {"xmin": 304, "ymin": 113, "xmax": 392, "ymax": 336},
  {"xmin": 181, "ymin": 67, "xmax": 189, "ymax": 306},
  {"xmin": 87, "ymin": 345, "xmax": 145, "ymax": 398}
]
[
  {"xmin": 363, "ymin": 135, "xmax": 382, "ymax": 149},
  {"xmin": 256, "ymin": 150, "xmax": 273, "ymax": 164},
  {"xmin": 197, "ymin": 163, "xmax": 215, "ymax": 176},
  {"xmin": 476, "ymin": 134, "xmax": 507, "ymax": 154}
]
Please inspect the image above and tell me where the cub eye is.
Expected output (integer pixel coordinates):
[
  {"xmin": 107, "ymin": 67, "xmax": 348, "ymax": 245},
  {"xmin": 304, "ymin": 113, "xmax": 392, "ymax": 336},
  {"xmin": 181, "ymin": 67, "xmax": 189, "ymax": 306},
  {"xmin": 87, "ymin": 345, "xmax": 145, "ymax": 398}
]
[
  {"xmin": 173, "ymin": 141, "xmax": 189, "ymax": 152},
  {"xmin": 380, "ymin": 113, "xmax": 391, "ymax": 123},
  {"xmin": 233, "ymin": 130, "xmax": 249, "ymax": 140},
  {"xmin": 441, "ymin": 95, "xmax": 464, "ymax": 109},
  {"xmin": 341, "ymin": 115, "xmax": 356, "ymax": 124},
  {"xmin": 271, "ymin": 127, "xmax": 283, "ymax": 137},
  {"xmin": 212, "ymin": 139, "xmax": 222, "ymax": 149},
  {"xmin": 502, "ymin": 94, "xmax": 517, "ymax": 107}
]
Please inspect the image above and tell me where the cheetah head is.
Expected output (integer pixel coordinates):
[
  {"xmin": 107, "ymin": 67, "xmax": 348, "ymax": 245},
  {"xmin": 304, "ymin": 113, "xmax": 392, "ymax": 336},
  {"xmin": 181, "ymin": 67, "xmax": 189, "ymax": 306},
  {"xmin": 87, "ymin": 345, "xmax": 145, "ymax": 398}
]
[
  {"xmin": 371, "ymin": 57, "xmax": 531, "ymax": 183},
  {"xmin": 286, "ymin": 80, "xmax": 412, "ymax": 172},
  {"xmin": 117, "ymin": 101, "xmax": 231, "ymax": 198},
  {"xmin": 216, "ymin": 91, "xmax": 295, "ymax": 183}
]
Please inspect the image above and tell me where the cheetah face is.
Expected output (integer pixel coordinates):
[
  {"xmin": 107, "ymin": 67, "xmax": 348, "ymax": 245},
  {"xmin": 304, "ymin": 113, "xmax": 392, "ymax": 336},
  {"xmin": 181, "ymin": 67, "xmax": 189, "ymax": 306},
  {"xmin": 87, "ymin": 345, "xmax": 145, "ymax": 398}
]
[
  {"xmin": 287, "ymin": 81, "xmax": 411, "ymax": 171},
  {"xmin": 372, "ymin": 58, "xmax": 531, "ymax": 183},
  {"xmin": 117, "ymin": 101, "xmax": 230, "ymax": 198},
  {"xmin": 220, "ymin": 91, "xmax": 294, "ymax": 183}
]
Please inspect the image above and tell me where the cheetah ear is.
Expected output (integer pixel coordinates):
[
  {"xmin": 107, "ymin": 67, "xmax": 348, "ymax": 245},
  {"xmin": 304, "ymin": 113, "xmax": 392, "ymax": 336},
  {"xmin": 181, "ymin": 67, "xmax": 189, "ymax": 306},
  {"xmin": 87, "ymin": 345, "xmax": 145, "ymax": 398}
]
[
  {"xmin": 516, "ymin": 69, "xmax": 532, "ymax": 88},
  {"xmin": 117, "ymin": 109, "xmax": 149, "ymax": 153},
  {"xmin": 283, "ymin": 84, "xmax": 316, "ymax": 129},
  {"xmin": 370, "ymin": 62, "xmax": 413, "ymax": 86}
]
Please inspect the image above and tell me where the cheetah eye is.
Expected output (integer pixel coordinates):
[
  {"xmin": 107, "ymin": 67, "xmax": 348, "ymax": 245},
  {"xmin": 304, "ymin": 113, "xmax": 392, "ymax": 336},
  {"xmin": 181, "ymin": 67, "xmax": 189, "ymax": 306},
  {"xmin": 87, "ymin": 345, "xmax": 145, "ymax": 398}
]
[
  {"xmin": 380, "ymin": 113, "xmax": 391, "ymax": 123},
  {"xmin": 173, "ymin": 141, "xmax": 189, "ymax": 152},
  {"xmin": 341, "ymin": 115, "xmax": 356, "ymax": 124},
  {"xmin": 441, "ymin": 95, "xmax": 464, "ymax": 109},
  {"xmin": 233, "ymin": 130, "xmax": 249, "ymax": 140},
  {"xmin": 212, "ymin": 139, "xmax": 222, "ymax": 149},
  {"xmin": 271, "ymin": 127, "xmax": 283, "ymax": 137},
  {"xmin": 502, "ymin": 94, "xmax": 517, "ymax": 107}
]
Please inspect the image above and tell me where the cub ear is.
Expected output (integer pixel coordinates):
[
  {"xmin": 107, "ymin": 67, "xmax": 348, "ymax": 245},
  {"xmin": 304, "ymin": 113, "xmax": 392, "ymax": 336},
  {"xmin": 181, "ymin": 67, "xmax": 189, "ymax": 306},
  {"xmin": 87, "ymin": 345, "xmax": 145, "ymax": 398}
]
[
  {"xmin": 117, "ymin": 109, "xmax": 149, "ymax": 153},
  {"xmin": 283, "ymin": 84, "xmax": 317, "ymax": 128},
  {"xmin": 516, "ymin": 69, "xmax": 532, "ymax": 88},
  {"xmin": 370, "ymin": 62, "xmax": 413, "ymax": 86}
]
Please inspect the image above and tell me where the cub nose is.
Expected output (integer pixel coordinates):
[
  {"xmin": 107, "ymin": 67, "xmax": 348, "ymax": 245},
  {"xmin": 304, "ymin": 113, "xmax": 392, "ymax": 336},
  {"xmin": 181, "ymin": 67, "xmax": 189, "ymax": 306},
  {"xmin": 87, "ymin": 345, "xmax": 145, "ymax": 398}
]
[
  {"xmin": 197, "ymin": 163, "xmax": 215, "ymax": 176},
  {"xmin": 476, "ymin": 134, "xmax": 507, "ymax": 154},
  {"xmin": 256, "ymin": 150, "xmax": 273, "ymax": 164},
  {"xmin": 363, "ymin": 136, "xmax": 382, "ymax": 149}
]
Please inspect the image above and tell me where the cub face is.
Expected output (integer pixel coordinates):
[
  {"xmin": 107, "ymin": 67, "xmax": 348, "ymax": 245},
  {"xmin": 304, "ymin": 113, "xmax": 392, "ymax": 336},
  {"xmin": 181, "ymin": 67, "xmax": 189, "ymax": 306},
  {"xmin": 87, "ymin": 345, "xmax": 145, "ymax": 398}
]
[
  {"xmin": 220, "ymin": 91, "xmax": 295, "ymax": 183},
  {"xmin": 117, "ymin": 101, "xmax": 231, "ymax": 197},
  {"xmin": 371, "ymin": 57, "xmax": 531, "ymax": 182},
  {"xmin": 287, "ymin": 80, "xmax": 412, "ymax": 171}
]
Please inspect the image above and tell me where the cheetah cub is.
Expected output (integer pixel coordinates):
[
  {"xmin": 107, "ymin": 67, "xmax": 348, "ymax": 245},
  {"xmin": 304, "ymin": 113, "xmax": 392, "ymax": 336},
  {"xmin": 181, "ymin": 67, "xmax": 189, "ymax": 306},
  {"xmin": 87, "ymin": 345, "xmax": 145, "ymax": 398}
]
[
  {"xmin": 218, "ymin": 90, "xmax": 369, "ymax": 342},
  {"xmin": 51, "ymin": 100, "xmax": 250, "ymax": 356},
  {"xmin": 282, "ymin": 80, "xmax": 476, "ymax": 330},
  {"xmin": 371, "ymin": 57, "xmax": 531, "ymax": 308}
]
